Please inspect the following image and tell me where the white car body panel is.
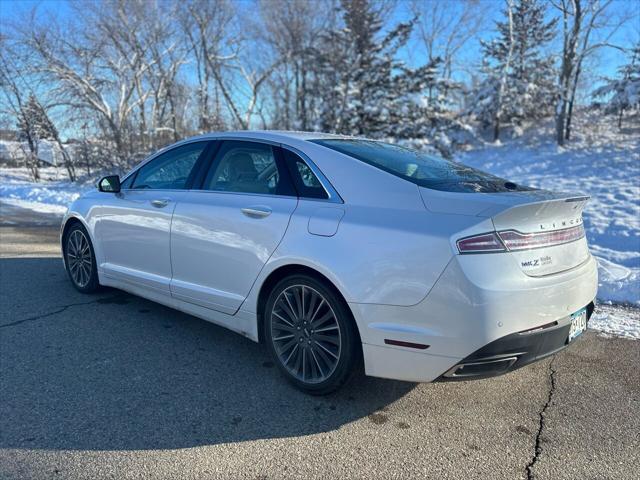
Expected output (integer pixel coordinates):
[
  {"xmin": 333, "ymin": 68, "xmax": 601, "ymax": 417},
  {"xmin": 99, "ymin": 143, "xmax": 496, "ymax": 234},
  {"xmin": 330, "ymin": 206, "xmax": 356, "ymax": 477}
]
[
  {"xmin": 61, "ymin": 130, "xmax": 598, "ymax": 384},
  {"xmin": 95, "ymin": 189, "xmax": 187, "ymax": 293},
  {"xmin": 170, "ymin": 191, "xmax": 298, "ymax": 314}
]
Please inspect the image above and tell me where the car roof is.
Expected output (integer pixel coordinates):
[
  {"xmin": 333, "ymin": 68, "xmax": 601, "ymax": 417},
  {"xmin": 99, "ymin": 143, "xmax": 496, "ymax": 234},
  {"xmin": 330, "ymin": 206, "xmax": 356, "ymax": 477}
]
[{"xmin": 184, "ymin": 130, "xmax": 357, "ymax": 144}]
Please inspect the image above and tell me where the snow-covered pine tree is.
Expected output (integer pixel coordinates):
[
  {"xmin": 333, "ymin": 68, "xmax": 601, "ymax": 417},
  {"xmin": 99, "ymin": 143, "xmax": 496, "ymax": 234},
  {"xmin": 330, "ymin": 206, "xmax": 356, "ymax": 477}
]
[
  {"xmin": 469, "ymin": 0, "xmax": 557, "ymax": 140},
  {"xmin": 16, "ymin": 94, "xmax": 59, "ymax": 181},
  {"xmin": 310, "ymin": 0, "xmax": 453, "ymax": 141},
  {"xmin": 592, "ymin": 43, "xmax": 640, "ymax": 128},
  {"xmin": 17, "ymin": 94, "xmax": 76, "ymax": 180},
  {"xmin": 17, "ymin": 94, "xmax": 59, "ymax": 143}
]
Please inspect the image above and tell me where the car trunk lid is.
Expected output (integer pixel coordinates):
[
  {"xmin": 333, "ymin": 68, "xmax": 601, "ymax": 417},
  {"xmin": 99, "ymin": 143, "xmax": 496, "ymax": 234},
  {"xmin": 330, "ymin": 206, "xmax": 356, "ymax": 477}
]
[
  {"xmin": 490, "ymin": 195, "xmax": 589, "ymax": 276},
  {"xmin": 419, "ymin": 187, "xmax": 590, "ymax": 276}
]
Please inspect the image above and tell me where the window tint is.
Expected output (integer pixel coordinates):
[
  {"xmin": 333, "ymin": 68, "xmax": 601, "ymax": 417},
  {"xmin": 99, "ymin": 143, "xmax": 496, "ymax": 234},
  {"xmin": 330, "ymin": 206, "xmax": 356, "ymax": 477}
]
[
  {"xmin": 282, "ymin": 149, "xmax": 328, "ymax": 199},
  {"xmin": 204, "ymin": 141, "xmax": 294, "ymax": 196},
  {"xmin": 311, "ymin": 139, "xmax": 534, "ymax": 193},
  {"xmin": 120, "ymin": 173, "xmax": 135, "ymax": 190},
  {"xmin": 132, "ymin": 142, "xmax": 206, "ymax": 190}
]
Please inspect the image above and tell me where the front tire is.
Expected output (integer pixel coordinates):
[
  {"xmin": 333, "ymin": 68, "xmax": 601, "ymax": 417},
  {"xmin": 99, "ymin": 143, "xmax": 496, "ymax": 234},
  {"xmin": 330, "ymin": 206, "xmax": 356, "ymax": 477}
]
[
  {"xmin": 63, "ymin": 223, "xmax": 100, "ymax": 293},
  {"xmin": 264, "ymin": 274, "xmax": 360, "ymax": 395}
]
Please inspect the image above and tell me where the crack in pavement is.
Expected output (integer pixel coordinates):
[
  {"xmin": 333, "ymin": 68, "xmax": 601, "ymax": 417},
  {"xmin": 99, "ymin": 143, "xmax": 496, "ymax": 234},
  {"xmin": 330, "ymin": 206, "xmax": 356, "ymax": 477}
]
[
  {"xmin": 526, "ymin": 356, "xmax": 558, "ymax": 480},
  {"xmin": 0, "ymin": 296, "xmax": 125, "ymax": 328}
]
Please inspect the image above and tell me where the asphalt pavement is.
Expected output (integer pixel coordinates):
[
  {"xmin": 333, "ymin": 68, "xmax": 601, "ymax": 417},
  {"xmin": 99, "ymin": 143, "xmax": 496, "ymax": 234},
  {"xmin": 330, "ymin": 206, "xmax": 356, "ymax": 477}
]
[{"xmin": 1, "ymin": 200, "xmax": 638, "ymax": 479}]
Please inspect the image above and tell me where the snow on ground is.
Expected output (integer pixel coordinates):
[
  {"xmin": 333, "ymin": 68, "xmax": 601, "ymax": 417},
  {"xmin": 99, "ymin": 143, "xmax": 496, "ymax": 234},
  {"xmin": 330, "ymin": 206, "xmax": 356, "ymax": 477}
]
[
  {"xmin": 458, "ymin": 115, "xmax": 640, "ymax": 308},
  {"xmin": 589, "ymin": 304, "xmax": 640, "ymax": 340},
  {"xmin": 0, "ymin": 167, "xmax": 92, "ymax": 215}
]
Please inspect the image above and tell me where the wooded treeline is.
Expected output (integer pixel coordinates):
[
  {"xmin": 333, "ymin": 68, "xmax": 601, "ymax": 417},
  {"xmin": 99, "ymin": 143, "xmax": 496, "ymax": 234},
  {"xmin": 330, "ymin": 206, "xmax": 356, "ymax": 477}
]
[{"xmin": 0, "ymin": 0, "xmax": 637, "ymax": 181}]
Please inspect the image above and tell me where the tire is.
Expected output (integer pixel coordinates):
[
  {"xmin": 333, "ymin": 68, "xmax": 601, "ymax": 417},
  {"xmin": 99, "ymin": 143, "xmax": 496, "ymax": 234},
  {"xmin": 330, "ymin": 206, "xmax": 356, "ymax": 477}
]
[
  {"xmin": 63, "ymin": 222, "xmax": 100, "ymax": 293},
  {"xmin": 264, "ymin": 274, "xmax": 360, "ymax": 395}
]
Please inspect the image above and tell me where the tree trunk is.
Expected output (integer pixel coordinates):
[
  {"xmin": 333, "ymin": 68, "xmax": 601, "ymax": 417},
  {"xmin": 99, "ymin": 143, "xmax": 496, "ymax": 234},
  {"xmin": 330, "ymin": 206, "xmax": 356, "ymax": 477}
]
[
  {"xmin": 556, "ymin": 99, "xmax": 567, "ymax": 146},
  {"xmin": 618, "ymin": 108, "xmax": 624, "ymax": 129},
  {"xmin": 564, "ymin": 96, "xmax": 575, "ymax": 141},
  {"xmin": 493, "ymin": 116, "xmax": 501, "ymax": 142},
  {"xmin": 565, "ymin": 59, "xmax": 583, "ymax": 141}
]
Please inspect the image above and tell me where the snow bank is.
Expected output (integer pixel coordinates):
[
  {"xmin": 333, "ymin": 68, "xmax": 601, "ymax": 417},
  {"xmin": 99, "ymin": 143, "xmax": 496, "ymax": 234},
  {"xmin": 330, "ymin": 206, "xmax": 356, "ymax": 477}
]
[
  {"xmin": 0, "ymin": 167, "xmax": 92, "ymax": 215},
  {"xmin": 457, "ymin": 117, "xmax": 639, "ymax": 306},
  {"xmin": 589, "ymin": 304, "xmax": 640, "ymax": 340}
]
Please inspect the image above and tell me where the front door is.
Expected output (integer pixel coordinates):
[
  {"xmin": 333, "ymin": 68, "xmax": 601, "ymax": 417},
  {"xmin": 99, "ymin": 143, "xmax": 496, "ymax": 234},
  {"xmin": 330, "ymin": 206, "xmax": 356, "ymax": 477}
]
[
  {"xmin": 170, "ymin": 140, "xmax": 298, "ymax": 314},
  {"xmin": 96, "ymin": 141, "xmax": 209, "ymax": 293}
]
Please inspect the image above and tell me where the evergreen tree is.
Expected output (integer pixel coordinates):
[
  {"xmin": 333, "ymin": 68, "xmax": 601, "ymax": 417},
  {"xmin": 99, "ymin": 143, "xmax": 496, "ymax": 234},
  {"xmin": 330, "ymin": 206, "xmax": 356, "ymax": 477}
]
[
  {"xmin": 592, "ymin": 43, "xmax": 640, "ymax": 128},
  {"xmin": 17, "ymin": 94, "xmax": 58, "ymax": 142},
  {"xmin": 310, "ymin": 0, "xmax": 453, "ymax": 140},
  {"xmin": 469, "ymin": 0, "xmax": 557, "ymax": 139}
]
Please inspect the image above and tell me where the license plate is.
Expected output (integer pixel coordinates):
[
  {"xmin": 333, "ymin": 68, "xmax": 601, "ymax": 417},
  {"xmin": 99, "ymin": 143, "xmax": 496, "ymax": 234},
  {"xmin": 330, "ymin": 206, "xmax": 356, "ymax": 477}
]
[{"xmin": 568, "ymin": 308, "xmax": 587, "ymax": 342}]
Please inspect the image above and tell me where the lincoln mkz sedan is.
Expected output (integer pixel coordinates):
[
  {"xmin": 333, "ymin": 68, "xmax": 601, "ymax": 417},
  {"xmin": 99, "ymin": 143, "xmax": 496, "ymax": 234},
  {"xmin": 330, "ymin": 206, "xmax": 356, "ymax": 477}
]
[{"xmin": 61, "ymin": 131, "xmax": 597, "ymax": 394}]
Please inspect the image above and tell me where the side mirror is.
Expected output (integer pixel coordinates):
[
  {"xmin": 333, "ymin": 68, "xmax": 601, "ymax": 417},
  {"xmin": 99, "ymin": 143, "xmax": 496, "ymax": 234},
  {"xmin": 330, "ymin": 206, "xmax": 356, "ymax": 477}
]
[{"xmin": 98, "ymin": 175, "xmax": 121, "ymax": 193}]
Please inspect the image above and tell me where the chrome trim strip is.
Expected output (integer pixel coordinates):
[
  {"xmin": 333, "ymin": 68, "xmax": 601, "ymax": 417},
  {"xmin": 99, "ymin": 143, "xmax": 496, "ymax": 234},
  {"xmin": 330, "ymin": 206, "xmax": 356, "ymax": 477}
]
[
  {"xmin": 443, "ymin": 356, "xmax": 519, "ymax": 378},
  {"xmin": 120, "ymin": 136, "xmax": 343, "ymax": 204}
]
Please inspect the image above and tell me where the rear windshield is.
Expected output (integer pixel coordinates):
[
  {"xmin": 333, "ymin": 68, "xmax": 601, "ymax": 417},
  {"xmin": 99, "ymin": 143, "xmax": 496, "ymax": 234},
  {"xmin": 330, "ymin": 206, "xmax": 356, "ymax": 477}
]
[{"xmin": 311, "ymin": 139, "xmax": 533, "ymax": 193}]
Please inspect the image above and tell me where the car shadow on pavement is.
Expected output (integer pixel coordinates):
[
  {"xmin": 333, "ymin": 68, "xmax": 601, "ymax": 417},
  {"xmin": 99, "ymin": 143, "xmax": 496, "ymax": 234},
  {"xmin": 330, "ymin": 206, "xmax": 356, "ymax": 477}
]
[{"xmin": 0, "ymin": 257, "xmax": 416, "ymax": 451}]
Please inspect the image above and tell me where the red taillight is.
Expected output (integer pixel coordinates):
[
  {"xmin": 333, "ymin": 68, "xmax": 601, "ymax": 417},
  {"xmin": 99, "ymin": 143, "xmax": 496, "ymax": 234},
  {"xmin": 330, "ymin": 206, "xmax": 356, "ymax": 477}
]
[
  {"xmin": 456, "ymin": 233, "xmax": 506, "ymax": 253},
  {"xmin": 498, "ymin": 225, "xmax": 585, "ymax": 251},
  {"xmin": 457, "ymin": 225, "xmax": 585, "ymax": 254}
]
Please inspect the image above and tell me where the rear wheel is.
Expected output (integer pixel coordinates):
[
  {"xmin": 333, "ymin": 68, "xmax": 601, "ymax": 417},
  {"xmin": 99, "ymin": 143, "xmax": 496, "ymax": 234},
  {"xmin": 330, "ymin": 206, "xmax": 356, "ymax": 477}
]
[
  {"xmin": 63, "ymin": 223, "xmax": 100, "ymax": 293},
  {"xmin": 264, "ymin": 274, "xmax": 360, "ymax": 395}
]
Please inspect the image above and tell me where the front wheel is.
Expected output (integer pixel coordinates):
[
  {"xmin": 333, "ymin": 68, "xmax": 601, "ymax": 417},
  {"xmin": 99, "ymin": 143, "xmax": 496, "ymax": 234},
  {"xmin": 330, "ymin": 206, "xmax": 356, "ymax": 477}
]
[
  {"xmin": 264, "ymin": 274, "xmax": 360, "ymax": 395},
  {"xmin": 63, "ymin": 223, "xmax": 100, "ymax": 293}
]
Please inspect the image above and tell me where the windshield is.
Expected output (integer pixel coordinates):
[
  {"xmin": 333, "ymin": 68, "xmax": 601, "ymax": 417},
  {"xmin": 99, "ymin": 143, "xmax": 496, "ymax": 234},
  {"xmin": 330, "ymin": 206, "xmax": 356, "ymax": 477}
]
[{"xmin": 311, "ymin": 139, "xmax": 533, "ymax": 193}]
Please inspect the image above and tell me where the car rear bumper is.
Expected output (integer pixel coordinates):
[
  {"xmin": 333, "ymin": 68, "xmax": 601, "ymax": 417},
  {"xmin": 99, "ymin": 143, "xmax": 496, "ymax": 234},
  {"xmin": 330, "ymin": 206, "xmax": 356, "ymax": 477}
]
[
  {"xmin": 437, "ymin": 301, "xmax": 595, "ymax": 380},
  {"xmin": 351, "ymin": 252, "xmax": 598, "ymax": 383}
]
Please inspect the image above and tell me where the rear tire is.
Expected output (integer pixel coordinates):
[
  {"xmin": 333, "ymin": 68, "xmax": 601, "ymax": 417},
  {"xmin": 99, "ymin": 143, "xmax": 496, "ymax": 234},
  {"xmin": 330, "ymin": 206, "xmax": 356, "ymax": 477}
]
[
  {"xmin": 63, "ymin": 222, "xmax": 100, "ymax": 293},
  {"xmin": 264, "ymin": 274, "xmax": 360, "ymax": 395}
]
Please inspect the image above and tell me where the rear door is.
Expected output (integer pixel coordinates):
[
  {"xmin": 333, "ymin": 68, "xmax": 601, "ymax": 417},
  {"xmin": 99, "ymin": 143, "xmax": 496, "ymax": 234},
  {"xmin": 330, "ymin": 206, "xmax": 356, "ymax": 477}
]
[{"xmin": 170, "ymin": 140, "xmax": 298, "ymax": 314}]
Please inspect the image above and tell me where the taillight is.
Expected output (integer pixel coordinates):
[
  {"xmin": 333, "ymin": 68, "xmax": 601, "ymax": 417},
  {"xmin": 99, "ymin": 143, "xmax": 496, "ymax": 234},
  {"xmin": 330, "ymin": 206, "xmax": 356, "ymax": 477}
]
[
  {"xmin": 457, "ymin": 225, "xmax": 585, "ymax": 254},
  {"xmin": 498, "ymin": 225, "xmax": 585, "ymax": 251},
  {"xmin": 456, "ymin": 233, "xmax": 506, "ymax": 253}
]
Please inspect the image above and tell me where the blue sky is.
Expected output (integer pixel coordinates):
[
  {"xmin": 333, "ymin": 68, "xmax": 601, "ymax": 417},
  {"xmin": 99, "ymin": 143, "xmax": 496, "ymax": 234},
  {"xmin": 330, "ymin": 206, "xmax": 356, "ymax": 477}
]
[{"xmin": 1, "ymin": 0, "xmax": 637, "ymax": 79}]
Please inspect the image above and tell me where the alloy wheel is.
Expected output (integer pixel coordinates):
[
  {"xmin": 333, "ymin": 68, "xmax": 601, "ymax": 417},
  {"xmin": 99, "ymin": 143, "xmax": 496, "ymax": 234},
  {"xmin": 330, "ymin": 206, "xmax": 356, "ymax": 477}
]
[
  {"xmin": 270, "ymin": 285, "xmax": 342, "ymax": 384},
  {"xmin": 67, "ymin": 229, "xmax": 93, "ymax": 288}
]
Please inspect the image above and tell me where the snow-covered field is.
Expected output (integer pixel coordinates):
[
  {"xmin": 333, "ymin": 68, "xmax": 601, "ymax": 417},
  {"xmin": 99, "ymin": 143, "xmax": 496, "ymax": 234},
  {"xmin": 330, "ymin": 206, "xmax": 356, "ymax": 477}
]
[
  {"xmin": 1, "ymin": 119, "xmax": 638, "ymax": 338},
  {"xmin": 0, "ymin": 167, "xmax": 92, "ymax": 216},
  {"xmin": 458, "ymin": 117, "xmax": 639, "ymax": 308}
]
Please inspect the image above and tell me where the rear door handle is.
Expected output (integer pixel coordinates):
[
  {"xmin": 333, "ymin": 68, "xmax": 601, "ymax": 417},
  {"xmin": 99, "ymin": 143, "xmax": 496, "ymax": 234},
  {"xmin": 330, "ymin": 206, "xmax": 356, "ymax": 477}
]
[
  {"xmin": 241, "ymin": 206, "xmax": 272, "ymax": 218},
  {"xmin": 151, "ymin": 199, "xmax": 170, "ymax": 208}
]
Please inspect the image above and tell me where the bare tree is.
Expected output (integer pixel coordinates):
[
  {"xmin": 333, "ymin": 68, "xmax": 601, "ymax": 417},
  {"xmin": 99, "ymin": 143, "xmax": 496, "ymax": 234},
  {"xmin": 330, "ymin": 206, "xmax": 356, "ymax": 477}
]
[
  {"xmin": 180, "ymin": 0, "xmax": 235, "ymax": 132},
  {"xmin": 0, "ymin": 40, "xmax": 41, "ymax": 180},
  {"xmin": 553, "ymin": 0, "xmax": 632, "ymax": 144},
  {"xmin": 258, "ymin": 0, "xmax": 333, "ymax": 130},
  {"xmin": 23, "ymin": 1, "xmax": 156, "ymax": 165},
  {"xmin": 411, "ymin": 0, "xmax": 489, "ymax": 95}
]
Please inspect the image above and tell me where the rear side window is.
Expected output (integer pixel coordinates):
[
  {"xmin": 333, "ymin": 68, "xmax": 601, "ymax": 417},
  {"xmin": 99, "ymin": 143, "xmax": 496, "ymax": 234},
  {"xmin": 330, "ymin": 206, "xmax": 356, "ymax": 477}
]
[
  {"xmin": 311, "ymin": 139, "xmax": 533, "ymax": 193},
  {"xmin": 203, "ymin": 141, "xmax": 295, "ymax": 196},
  {"xmin": 282, "ymin": 149, "xmax": 328, "ymax": 200},
  {"xmin": 132, "ymin": 142, "xmax": 207, "ymax": 190}
]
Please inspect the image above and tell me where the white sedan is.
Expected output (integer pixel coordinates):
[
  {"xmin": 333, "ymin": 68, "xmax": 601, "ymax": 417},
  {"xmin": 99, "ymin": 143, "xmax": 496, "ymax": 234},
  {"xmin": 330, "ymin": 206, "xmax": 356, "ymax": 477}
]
[{"xmin": 61, "ymin": 131, "xmax": 597, "ymax": 394}]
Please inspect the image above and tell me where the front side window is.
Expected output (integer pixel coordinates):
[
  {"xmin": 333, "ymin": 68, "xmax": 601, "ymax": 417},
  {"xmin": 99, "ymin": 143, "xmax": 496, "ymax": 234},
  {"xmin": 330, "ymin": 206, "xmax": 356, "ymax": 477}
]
[
  {"xmin": 132, "ymin": 142, "xmax": 207, "ymax": 190},
  {"xmin": 311, "ymin": 139, "xmax": 533, "ymax": 193},
  {"xmin": 204, "ymin": 141, "xmax": 294, "ymax": 196}
]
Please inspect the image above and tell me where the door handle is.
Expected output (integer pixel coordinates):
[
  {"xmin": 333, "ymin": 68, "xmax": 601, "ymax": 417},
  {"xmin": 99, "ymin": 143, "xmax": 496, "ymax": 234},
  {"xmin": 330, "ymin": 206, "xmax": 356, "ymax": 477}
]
[
  {"xmin": 151, "ymin": 199, "xmax": 170, "ymax": 208},
  {"xmin": 241, "ymin": 206, "xmax": 272, "ymax": 218}
]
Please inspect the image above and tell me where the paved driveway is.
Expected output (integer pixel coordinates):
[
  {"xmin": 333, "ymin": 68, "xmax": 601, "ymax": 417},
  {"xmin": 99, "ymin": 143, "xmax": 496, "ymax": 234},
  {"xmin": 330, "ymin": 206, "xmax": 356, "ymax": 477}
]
[{"xmin": 1, "ymin": 201, "xmax": 638, "ymax": 479}]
